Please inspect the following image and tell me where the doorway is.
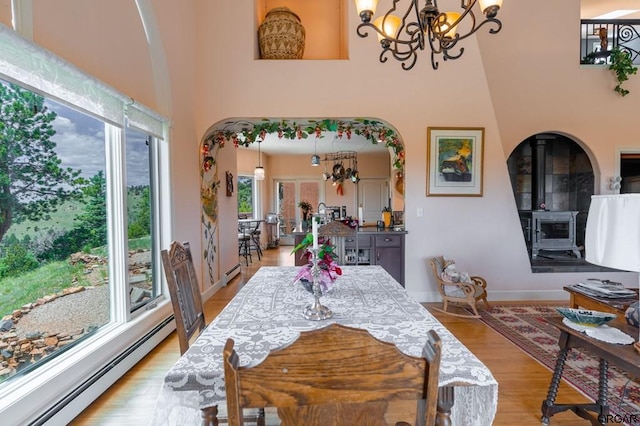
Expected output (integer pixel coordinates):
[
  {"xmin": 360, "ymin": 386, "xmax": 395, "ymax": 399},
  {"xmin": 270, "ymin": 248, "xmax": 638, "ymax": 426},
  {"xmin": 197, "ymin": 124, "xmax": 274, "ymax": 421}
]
[
  {"xmin": 620, "ymin": 153, "xmax": 640, "ymax": 193},
  {"xmin": 275, "ymin": 179, "xmax": 322, "ymax": 245},
  {"xmin": 357, "ymin": 178, "xmax": 389, "ymax": 227}
]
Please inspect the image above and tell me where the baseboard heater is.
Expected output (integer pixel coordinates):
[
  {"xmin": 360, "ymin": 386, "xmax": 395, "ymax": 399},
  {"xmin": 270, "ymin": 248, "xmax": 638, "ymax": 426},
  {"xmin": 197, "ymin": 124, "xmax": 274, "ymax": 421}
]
[
  {"xmin": 224, "ymin": 262, "xmax": 242, "ymax": 285},
  {"xmin": 30, "ymin": 316, "xmax": 174, "ymax": 426}
]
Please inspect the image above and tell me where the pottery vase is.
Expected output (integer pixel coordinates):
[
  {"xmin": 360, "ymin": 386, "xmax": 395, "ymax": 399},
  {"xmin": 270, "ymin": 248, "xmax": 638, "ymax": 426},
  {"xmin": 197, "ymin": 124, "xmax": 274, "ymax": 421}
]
[{"xmin": 258, "ymin": 7, "xmax": 305, "ymax": 59}]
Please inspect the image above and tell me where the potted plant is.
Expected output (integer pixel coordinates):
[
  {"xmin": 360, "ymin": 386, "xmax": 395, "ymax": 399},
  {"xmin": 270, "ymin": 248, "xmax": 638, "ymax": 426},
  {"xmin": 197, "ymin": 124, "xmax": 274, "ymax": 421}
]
[
  {"xmin": 298, "ymin": 200, "xmax": 312, "ymax": 221},
  {"xmin": 609, "ymin": 47, "xmax": 638, "ymax": 97}
]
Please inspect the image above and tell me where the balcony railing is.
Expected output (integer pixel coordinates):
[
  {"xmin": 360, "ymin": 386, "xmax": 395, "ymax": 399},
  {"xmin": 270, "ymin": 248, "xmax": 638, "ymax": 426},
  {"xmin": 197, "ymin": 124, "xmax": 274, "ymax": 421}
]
[{"xmin": 580, "ymin": 19, "xmax": 640, "ymax": 65}]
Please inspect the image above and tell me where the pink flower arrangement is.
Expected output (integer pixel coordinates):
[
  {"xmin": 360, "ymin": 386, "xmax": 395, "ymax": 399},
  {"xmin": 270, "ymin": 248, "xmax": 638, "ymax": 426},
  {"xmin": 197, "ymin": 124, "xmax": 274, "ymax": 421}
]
[{"xmin": 291, "ymin": 233, "xmax": 342, "ymax": 293}]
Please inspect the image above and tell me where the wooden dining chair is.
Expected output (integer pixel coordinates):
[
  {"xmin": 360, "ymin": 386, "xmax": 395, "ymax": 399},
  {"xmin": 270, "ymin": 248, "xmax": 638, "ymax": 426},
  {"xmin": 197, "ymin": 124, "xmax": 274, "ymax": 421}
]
[
  {"xmin": 162, "ymin": 241, "xmax": 266, "ymax": 425},
  {"xmin": 161, "ymin": 241, "xmax": 206, "ymax": 355},
  {"xmin": 223, "ymin": 323, "xmax": 442, "ymax": 426}
]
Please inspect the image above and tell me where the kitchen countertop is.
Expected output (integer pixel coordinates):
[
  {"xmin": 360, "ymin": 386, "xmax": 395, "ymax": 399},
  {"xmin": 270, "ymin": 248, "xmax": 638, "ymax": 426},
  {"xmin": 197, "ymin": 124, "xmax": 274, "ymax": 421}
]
[{"xmin": 292, "ymin": 225, "xmax": 407, "ymax": 235}]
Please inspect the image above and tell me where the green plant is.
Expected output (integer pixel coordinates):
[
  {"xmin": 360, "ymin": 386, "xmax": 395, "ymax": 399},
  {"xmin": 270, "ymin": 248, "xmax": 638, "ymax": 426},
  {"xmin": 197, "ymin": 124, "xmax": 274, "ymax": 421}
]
[
  {"xmin": 298, "ymin": 201, "xmax": 312, "ymax": 212},
  {"xmin": 609, "ymin": 47, "xmax": 638, "ymax": 97}
]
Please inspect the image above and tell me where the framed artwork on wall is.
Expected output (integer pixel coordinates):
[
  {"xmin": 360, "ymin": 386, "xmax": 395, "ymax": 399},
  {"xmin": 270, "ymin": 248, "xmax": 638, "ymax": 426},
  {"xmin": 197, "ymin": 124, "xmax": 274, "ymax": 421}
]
[
  {"xmin": 426, "ymin": 127, "xmax": 484, "ymax": 197},
  {"xmin": 226, "ymin": 171, "xmax": 234, "ymax": 196}
]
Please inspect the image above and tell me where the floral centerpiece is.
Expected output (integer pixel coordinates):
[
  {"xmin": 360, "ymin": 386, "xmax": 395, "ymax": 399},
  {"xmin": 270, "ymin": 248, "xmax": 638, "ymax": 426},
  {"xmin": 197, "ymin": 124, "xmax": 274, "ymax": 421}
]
[{"xmin": 291, "ymin": 233, "xmax": 342, "ymax": 294}]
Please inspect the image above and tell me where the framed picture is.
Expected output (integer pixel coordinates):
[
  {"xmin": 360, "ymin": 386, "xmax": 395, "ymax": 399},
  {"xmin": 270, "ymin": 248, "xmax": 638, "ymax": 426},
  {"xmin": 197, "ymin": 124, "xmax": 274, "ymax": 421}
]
[
  {"xmin": 226, "ymin": 171, "xmax": 234, "ymax": 196},
  {"xmin": 427, "ymin": 127, "xmax": 484, "ymax": 196}
]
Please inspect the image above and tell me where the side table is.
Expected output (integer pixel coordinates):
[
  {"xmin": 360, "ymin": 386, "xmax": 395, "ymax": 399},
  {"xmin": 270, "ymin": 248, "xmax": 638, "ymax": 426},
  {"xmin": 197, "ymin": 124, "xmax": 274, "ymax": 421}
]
[
  {"xmin": 541, "ymin": 317, "xmax": 639, "ymax": 425},
  {"xmin": 563, "ymin": 285, "xmax": 638, "ymax": 327}
]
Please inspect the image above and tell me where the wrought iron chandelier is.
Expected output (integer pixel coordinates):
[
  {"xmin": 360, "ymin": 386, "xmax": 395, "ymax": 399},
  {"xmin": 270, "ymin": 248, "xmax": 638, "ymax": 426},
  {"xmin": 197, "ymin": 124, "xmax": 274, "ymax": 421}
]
[{"xmin": 354, "ymin": 0, "xmax": 504, "ymax": 70}]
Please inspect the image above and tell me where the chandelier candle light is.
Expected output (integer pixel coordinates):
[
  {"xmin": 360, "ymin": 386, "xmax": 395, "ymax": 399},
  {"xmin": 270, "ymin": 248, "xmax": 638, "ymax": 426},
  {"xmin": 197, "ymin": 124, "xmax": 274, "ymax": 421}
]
[{"xmin": 354, "ymin": 0, "xmax": 504, "ymax": 70}]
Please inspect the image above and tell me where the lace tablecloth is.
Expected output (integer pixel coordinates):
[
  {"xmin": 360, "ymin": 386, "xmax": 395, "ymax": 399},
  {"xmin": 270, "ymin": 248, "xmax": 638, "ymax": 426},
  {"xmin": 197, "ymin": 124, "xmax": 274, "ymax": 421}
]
[{"xmin": 153, "ymin": 266, "xmax": 498, "ymax": 425}]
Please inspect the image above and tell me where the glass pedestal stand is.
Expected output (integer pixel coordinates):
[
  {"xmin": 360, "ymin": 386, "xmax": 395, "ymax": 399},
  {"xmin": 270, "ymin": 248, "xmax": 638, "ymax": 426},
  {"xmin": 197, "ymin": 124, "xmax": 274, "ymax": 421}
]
[{"xmin": 302, "ymin": 248, "xmax": 333, "ymax": 321}]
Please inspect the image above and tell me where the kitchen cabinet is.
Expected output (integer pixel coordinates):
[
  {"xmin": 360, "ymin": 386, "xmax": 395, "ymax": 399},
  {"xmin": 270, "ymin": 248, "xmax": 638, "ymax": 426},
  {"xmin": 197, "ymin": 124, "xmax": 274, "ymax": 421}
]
[
  {"xmin": 293, "ymin": 230, "xmax": 406, "ymax": 286},
  {"xmin": 373, "ymin": 234, "xmax": 404, "ymax": 286},
  {"xmin": 344, "ymin": 232, "xmax": 405, "ymax": 286}
]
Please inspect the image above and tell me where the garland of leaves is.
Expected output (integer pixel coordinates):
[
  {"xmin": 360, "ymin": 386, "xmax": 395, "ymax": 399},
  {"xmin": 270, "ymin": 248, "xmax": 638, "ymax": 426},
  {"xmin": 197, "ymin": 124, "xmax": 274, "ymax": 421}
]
[{"xmin": 204, "ymin": 118, "xmax": 405, "ymax": 170}]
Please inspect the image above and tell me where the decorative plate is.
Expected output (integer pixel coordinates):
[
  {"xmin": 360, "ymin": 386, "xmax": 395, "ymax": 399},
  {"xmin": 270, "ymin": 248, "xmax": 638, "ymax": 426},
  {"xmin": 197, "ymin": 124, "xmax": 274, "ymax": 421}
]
[{"xmin": 556, "ymin": 307, "xmax": 617, "ymax": 327}]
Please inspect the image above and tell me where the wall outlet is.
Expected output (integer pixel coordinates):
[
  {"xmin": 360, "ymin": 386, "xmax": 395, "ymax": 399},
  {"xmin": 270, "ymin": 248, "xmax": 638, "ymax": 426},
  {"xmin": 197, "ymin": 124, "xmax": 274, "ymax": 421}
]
[{"xmin": 417, "ymin": 207, "xmax": 423, "ymax": 217}]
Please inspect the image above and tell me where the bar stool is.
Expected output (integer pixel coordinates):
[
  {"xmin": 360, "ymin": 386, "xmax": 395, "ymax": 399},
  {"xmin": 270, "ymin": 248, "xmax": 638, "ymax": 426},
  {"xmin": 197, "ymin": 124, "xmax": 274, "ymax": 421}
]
[
  {"xmin": 249, "ymin": 222, "xmax": 262, "ymax": 261},
  {"xmin": 238, "ymin": 225, "xmax": 252, "ymax": 266}
]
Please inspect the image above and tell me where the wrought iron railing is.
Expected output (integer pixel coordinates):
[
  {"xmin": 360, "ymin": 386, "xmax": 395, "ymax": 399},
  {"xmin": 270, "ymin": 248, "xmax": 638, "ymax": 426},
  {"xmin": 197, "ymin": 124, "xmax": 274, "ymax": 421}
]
[{"xmin": 580, "ymin": 19, "xmax": 640, "ymax": 65}]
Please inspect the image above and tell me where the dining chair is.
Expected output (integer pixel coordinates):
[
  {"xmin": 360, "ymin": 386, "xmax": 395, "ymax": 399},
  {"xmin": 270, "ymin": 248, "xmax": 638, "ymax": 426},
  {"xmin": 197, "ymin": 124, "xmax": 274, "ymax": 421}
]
[
  {"xmin": 161, "ymin": 241, "xmax": 206, "ymax": 355},
  {"xmin": 162, "ymin": 241, "xmax": 266, "ymax": 425},
  {"xmin": 223, "ymin": 323, "xmax": 442, "ymax": 426}
]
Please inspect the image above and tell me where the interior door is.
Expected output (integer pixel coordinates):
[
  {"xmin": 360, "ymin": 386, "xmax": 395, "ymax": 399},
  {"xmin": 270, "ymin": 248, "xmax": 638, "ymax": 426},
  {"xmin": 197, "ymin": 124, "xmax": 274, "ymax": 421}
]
[{"xmin": 358, "ymin": 178, "xmax": 388, "ymax": 226}]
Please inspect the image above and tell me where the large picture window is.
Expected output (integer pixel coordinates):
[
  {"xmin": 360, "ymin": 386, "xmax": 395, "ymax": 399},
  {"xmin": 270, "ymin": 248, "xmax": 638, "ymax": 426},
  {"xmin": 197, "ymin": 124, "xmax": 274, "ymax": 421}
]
[
  {"xmin": 0, "ymin": 82, "xmax": 114, "ymax": 384},
  {"xmin": 0, "ymin": 25, "xmax": 171, "ymax": 423}
]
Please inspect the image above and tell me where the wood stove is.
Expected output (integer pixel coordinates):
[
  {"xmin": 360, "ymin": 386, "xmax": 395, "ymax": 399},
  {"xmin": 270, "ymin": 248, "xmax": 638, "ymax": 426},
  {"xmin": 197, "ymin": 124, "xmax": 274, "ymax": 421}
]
[{"xmin": 519, "ymin": 210, "xmax": 581, "ymax": 259}]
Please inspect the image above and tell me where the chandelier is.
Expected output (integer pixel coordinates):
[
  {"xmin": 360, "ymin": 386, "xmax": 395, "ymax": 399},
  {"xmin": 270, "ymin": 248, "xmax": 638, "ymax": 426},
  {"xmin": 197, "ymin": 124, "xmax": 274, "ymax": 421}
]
[{"xmin": 354, "ymin": 0, "xmax": 504, "ymax": 70}]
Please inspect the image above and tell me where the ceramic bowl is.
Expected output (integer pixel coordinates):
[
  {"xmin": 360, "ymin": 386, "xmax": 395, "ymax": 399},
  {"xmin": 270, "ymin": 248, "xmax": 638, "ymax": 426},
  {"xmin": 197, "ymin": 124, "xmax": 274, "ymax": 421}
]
[{"xmin": 556, "ymin": 307, "xmax": 617, "ymax": 327}]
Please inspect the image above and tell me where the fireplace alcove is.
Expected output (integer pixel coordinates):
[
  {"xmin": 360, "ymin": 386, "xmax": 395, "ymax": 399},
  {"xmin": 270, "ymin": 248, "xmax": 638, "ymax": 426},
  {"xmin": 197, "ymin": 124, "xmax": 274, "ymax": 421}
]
[{"xmin": 507, "ymin": 133, "xmax": 608, "ymax": 273}]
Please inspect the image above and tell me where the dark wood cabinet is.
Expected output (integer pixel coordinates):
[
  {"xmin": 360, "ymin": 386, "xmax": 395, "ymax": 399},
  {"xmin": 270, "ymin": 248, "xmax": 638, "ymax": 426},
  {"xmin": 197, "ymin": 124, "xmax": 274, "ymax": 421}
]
[{"xmin": 374, "ymin": 235, "xmax": 404, "ymax": 286}]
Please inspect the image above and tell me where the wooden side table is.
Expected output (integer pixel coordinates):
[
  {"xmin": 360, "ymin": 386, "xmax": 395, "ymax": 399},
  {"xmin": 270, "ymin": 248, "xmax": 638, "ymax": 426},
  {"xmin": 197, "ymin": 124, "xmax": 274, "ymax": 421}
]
[
  {"xmin": 541, "ymin": 317, "xmax": 639, "ymax": 425},
  {"xmin": 563, "ymin": 285, "xmax": 638, "ymax": 327}
]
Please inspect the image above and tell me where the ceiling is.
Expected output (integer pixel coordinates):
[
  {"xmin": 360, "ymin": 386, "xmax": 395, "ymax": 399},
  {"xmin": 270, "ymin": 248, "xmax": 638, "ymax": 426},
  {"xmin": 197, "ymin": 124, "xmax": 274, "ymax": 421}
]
[
  {"xmin": 236, "ymin": 1, "xmax": 637, "ymax": 156},
  {"xmin": 581, "ymin": 0, "xmax": 640, "ymax": 19}
]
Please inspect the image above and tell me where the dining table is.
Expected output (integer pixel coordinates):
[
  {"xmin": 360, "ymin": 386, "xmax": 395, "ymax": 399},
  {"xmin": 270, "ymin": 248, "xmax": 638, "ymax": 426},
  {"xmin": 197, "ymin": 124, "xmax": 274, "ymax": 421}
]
[{"xmin": 152, "ymin": 265, "xmax": 498, "ymax": 425}]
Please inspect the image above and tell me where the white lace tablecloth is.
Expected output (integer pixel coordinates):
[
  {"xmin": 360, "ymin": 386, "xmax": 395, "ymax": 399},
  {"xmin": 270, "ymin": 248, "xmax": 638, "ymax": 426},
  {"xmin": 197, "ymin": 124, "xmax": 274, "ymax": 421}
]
[{"xmin": 152, "ymin": 266, "xmax": 498, "ymax": 425}]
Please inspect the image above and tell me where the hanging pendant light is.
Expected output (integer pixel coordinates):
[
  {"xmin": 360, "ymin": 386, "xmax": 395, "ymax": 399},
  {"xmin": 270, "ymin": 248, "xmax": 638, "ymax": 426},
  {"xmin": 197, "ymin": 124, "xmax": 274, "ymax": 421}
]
[
  {"xmin": 311, "ymin": 139, "xmax": 320, "ymax": 166},
  {"xmin": 254, "ymin": 140, "xmax": 265, "ymax": 180}
]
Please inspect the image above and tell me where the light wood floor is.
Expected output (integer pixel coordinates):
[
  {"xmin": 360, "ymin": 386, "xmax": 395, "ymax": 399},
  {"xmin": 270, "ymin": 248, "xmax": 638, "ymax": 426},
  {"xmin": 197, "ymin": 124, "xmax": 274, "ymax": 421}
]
[{"xmin": 71, "ymin": 247, "xmax": 591, "ymax": 425}]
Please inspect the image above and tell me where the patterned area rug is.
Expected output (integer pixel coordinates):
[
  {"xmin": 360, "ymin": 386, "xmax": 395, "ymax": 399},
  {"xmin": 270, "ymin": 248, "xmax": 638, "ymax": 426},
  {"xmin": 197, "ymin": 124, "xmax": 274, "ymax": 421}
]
[{"xmin": 478, "ymin": 304, "xmax": 640, "ymax": 423}]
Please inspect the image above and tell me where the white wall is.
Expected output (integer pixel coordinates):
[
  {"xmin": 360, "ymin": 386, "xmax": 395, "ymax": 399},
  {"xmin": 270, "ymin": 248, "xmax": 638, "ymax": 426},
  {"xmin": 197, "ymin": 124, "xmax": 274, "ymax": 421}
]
[
  {"xmin": 24, "ymin": 0, "xmax": 638, "ymax": 303},
  {"xmin": 192, "ymin": 0, "xmax": 637, "ymax": 301}
]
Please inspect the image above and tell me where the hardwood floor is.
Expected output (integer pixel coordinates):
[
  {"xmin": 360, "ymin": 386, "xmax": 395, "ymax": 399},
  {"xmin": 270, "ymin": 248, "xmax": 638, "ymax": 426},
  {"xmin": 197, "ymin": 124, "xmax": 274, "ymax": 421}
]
[{"xmin": 71, "ymin": 247, "xmax": 590, "ymax": 425}]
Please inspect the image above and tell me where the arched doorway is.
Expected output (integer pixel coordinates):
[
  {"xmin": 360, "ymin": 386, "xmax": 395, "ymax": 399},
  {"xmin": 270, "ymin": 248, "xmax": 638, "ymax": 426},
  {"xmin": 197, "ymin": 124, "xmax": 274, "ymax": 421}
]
[
  {"xmin": 198, "ymin": 117, "xmax": 406, "ymax": 286},
  {"xmin": 507, "ymin": 132, "xmax": 596, "ymax": 272}
]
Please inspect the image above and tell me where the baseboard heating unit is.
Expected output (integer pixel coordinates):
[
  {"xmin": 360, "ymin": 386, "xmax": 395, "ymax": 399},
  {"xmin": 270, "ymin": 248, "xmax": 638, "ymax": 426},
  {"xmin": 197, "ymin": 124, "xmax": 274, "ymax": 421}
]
[{"xmin": 224, "ymin": 262, "xmax": 241, "ymax": 285}]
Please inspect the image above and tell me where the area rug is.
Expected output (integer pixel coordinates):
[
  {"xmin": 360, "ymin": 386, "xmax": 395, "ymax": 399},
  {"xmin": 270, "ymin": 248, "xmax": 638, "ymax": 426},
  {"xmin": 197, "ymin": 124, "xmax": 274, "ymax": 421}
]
[{"xmin": 478, "ymin": 304, "xmax": 640, "ymax": 423}]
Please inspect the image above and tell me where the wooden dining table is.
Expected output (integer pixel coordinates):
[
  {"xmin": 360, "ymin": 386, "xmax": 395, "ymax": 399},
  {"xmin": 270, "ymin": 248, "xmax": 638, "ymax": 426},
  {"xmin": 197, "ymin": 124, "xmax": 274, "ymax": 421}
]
[{"xmin": 153, "ymin": 266, "xmax": 498, "ymax": 425}]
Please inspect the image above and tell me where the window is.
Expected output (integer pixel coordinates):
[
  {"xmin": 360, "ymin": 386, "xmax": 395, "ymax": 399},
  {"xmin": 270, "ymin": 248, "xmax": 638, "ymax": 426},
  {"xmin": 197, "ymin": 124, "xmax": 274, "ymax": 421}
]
[
  {"xmin": 126, "ymin": 128, "xmax": 160, "ymax": 312},
  {"xmin": 0, "ymin": 27, "xmax": 171, "ymax": 423},
  {"xmin": 237, "ymin": 175, "xmax": 255, "ymax": 218},
  {"xmin": 0, "ymin": 83, "xmax": 113, "ymax": 384}
]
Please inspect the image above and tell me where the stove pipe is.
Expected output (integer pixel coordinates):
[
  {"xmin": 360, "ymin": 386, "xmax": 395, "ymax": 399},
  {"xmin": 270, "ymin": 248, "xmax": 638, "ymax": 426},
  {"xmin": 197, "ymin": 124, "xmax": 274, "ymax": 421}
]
[{"xmin": 531, "ymin": 134, "xmax": 555, "ymax": 211}]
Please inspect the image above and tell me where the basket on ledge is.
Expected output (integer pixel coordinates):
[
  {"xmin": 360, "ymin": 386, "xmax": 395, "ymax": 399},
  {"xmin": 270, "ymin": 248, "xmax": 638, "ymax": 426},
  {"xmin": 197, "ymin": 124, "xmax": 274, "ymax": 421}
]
[{"xmin": 258, "ymin": 7, "xmax": 305, "ymax": 60}]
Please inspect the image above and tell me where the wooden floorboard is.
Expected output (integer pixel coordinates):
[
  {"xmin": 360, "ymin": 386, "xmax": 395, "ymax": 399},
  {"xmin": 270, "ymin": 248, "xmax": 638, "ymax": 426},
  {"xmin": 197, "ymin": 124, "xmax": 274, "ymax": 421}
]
[{"xmin": 71, "ymin": 247, "xmax": 591, "ymax": 425}]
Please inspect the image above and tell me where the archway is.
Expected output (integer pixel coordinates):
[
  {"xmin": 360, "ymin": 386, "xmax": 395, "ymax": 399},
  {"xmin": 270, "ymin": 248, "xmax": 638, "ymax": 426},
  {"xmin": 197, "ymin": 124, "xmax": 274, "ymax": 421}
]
[
  {"xmin": 507, "ymin": 132, "xmax": 597, "ymax": 272},
  {"xmin": 198, "ymin": 117, "xmax": 406, "ymax": 286}
]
